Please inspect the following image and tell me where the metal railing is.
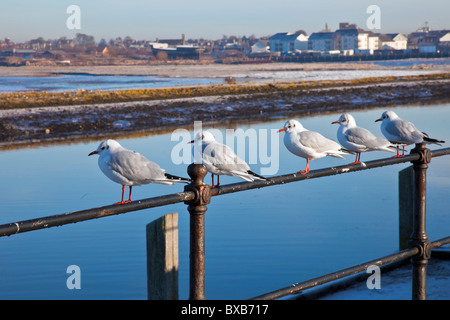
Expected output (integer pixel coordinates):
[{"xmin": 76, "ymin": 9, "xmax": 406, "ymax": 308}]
[{"xmin": 1, "ymin": 143, "xmax": 450, "ymax": 300}]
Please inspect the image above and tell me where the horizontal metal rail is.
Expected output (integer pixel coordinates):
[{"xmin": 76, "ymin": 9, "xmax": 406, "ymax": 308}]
[
  {"xmin": 0, "ymin": 147, "xmax": 449, "ymax": 238},
  {"xmin": 0, "ymin": 192, "xmax": 194, "ymax": 237},
  {"xmin": 251, "ymin": 246, "xmax": 420, "ymax": 300},
  {"xmin": 250, "ymin": 236, "xmax": 450, "ymax": 300}
]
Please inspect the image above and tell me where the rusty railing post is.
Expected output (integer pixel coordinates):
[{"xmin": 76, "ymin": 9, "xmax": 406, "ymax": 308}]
[
  {"xmin": 184, "ymin": 163, "xmax": 211, "ymax": 300},
  {"xmin": 409, "ymin": 142, "xmax": 432, "ymax": 300}
]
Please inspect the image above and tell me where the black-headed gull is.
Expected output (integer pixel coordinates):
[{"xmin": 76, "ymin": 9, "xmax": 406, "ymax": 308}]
[
  {"xmin": 375, "ymin": 110, "xmax": 445, "ymax": 157},
  {"xmin": 89, "ymin": 139, "xmax": 189, "ymax": 204},
  {"xmin": 190, "ymin": 131, "xmax": 267, "ymax": 188},
  {"xmin": 279, "ymin": 119, "xmax": 352, "ymax": 174},
  {"xmin": 332, "ymin": 113, "xmax": 395, "ymax": 164}
]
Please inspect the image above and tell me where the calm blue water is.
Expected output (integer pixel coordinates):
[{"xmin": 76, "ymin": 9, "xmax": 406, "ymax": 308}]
[
  {"xmin": 0, "ymin": 103, "xmax": 449, "ymax": 299},
  {"xmin": 0, "ymin": 74, "xmax": 223, "ymax": 92}
]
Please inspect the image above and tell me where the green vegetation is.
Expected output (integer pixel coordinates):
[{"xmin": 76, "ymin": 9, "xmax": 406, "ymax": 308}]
[{"xmin": 1, "ymin": 73, "xmax": 449, "ymax": 110}]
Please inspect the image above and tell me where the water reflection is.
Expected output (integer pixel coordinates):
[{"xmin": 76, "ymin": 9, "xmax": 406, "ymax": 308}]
[{"xmin": 0, "ymin": 103, "xmax": 449, "ymax": 299}]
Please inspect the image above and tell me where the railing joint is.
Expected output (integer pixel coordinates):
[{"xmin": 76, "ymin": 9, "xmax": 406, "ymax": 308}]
[
  {"xmin": 410, "ymin": 143, "xmax": 432, "ymax": 166},
  {"xmin": 184, "ymin": 163, "xmax": 211, "ymax": 209},
  {"xmin": 409, "ymin": 240, "xmax": 432, "ymax": 261}
]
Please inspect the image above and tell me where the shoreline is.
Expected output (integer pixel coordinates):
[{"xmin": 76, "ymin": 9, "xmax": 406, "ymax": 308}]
[{"xmin": 1, "ymin": 72, "xmax": 449, "ymax": 150}]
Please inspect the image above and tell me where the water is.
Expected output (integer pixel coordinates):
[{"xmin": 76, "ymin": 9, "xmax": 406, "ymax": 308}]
[
  {"xmin": 0, "ymin": 103, "xmax": 449, "ymax": 299},
  {"xmin": 0, "ymin": 74, "xmax": 224, "ymax": 93}
]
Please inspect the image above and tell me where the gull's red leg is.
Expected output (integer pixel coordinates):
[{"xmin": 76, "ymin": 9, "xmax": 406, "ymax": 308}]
[
  {"xmin": 211, "ymin": 173, "xmax": 215, "ymax": 188},
  {"xmin": 125, "ymin": 186, "xmax": 132, "ymax": 204},
  {"xmin": 350, "ymin": 152, "xmax": 361, "ymax": 165},
  {"xmin": 299, "ymin": 158, "xmax": 310, "ymax": 175},
  {"xmin": 115, "ymin": 185, "xmax": 126, "ymax": 205}
]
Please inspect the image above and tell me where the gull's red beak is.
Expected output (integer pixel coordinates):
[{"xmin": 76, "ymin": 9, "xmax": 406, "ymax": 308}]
[
  {"xmin": 278, "ymin": 128, "xmax": 286, "ymax": 133},
  {"xmin": 331, "ymin": 121, "xmax": 339, "ymax": 124},
  {"xmin": 375, "ymin": 118, "xmax": 382, "ymax": 122},
  {"xmin": 188, "ymin": 140, "xmax": 194, "ymax": 144},
  {"xmin": 88, "ymin": 151, "xmax": 98, "ymax": 156}
]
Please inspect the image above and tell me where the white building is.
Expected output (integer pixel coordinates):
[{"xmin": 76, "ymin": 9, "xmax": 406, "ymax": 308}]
[
  {"xmin": 269, "ymin": 32, "xmax": 309, "ymax": 53},
  {"xmin": 336, "ymin": 27, "xmax": 379, "ymax": 51},
  {"xmin": 379, "ymin": 33, "xmax": 408, "ymax": 50},
  {"xmin": 438, "ymin": 32, "xmax": 450, "ymax": 52},
  {"xmin": 251, "ymin": 40, "xmax": 269, "ymax": 54}
]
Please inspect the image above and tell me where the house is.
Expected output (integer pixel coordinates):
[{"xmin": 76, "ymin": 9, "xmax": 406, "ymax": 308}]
[
  {"xmin": 379, "ymin": 33, "xmax": 408, "ymax": 50},
  {"xmin": 41, "ymin": 50, "xmax": 67, "ymax": 59},
  {"xmin": 55, "ymin": 38, "xmax": 74, "ymax": 48},
  {"xmin": 417, "ymin": 36, "xmax": 438, "ymax": 53},
  {"xmin": 269, "ymin": 32, "xmax": 309, "ymax": 53},
  {"xmin": 251, "ymin": 40, "xmax": 269, "ymax": 54},
  {"xmin": 438, "ymin": 32, "xmax": 450, "ymax": 53},
  {"xmin": 307, "ymin": 32, "xmax": 337, "ymax": 52},
  {"xmin": 152, "ymin": 45, "xmax": 203, "ymax": 60},
  {"xmin": 155, "ymin": 34, "xmax": 186, "ymax": 47},
  {"xmin": 2, "ymin": 49, "xmax": 36, "ymax": 59}
]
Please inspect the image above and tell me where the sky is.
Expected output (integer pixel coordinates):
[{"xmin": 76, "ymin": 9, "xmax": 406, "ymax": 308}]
[{"xmin": 1, "ymin": 0, "xmax": 449, "ymax": 43}]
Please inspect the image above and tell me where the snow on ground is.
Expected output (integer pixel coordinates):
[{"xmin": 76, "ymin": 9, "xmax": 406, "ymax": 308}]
[{"xmin": 232, "ymin": 69, "xmax": 439, "ymax": 83}]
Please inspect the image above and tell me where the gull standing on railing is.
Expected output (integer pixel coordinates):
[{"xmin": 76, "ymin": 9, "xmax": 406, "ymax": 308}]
[
  {"xmin": 89, "ymin": 139, "xmax": 189, "ymax": 204},
  {"xmin": 190, "ymin": 131, "xmax": 267, "ymax": 188},
  {"xmin": 279, "ymin": 119, "xmax": 352, "ymax": 174},
  {"xmin": 332, "ymin": 113, "xmax": 395, "ymax": 164},
  {"xmin": 376, "ymin": 110, "xmax": 445, "ymax": 157}
]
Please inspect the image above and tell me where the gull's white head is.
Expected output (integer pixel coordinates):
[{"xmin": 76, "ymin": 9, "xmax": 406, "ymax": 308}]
[
  {"xmin": 279, "ymin": 119, "xmax": 305, "ymax": 133},
  {"xmin": 88, "ymin": 139, "xmax": 121, "ymax": 156},
  {"xmin": 376, "ymin": 110, "xmax": 398, "ymax": 123},
  {"xmin": 190, "ymin": 131, "xmax": 216, "ymax": 144},
  {"xmin": 332, "ymin": 113, "xmax": 356, "ymax": 127}
]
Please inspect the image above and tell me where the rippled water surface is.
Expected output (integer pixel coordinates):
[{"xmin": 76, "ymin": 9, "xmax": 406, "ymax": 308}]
[{"xmin": 0, "ymin": 103, "xmax": 449, "ymax": 299}]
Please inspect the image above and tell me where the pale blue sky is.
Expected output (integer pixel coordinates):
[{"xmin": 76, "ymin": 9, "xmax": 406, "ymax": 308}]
[{"xmin": 1, "ymin": 1, "xmax": 449, "ymax": 42}]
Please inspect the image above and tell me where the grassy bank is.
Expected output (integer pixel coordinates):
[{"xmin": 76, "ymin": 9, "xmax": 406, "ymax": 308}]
[{"xmin": 1, "ymin": 72, "xmax": 449, "ymax": 110}]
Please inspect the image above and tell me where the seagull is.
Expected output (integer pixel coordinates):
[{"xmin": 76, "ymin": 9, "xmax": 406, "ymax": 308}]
[
  {"xmin": 190, "ymin": 131, "xmax": 267, "ymax": 188},
  {"xmin": 89, "ymin": 139, "xmax": 189, "ymax": 204},
  {"xmin": 375, "ymin": 110, "xmax": 445, "ymax": 157},
  {"xmin": 332, "ymin": 113, "xmax": 396, "ymax": 164},
  {"xmin": 279, "ymin": 119, "xmax": 352, "ymax": 174}
]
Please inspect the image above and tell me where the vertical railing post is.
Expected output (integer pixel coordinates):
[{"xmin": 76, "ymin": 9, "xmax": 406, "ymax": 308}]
[
  {"xmin": 409, "ymin": 142, "xmax": 432, "ymax": 300},
  {"xmin": 184, "ymin": 163, "xmax": 211, "ymax": 300}
]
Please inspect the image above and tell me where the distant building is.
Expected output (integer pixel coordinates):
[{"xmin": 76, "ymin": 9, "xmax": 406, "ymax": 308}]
[
  {"xmin": 55, "ymin": 38, "xmax": 74, "ymax": 48},
  {"xmin": 335, "ymin": 23, "xmax": 380, "ymax": 51},
  {"xmin": 308, "ymin": 32, "xmax": 337, "ymax": 51},
  {"xmin": 151, "ymin": 45, "xmax": 203, "ymax": 60},
  {"xmin": 269, "ymin": 32, "xmax": 309, "ymax": 53},
  {"xmin": 155, "ymin": 34, "xmax": 186, "ymax": 47},
  {"xmin": 251, "ymin": 40, "xmax": 269, "ymax": 54},
  {"xmin": 0, "ymin": 48, "xmax": 36, "ymax": 59},
  {"xmin": 438, "ymin": 32, "xmax": 450, "ymax": 53},
  {"xmin": 41, "ymin": 50, "xmax": 67, "ymax": 59},
  {"xmin": 379, "ymin": 33, "xmax": 408, "ymax": 50},
  {"xmin": 417, "ymin": 35, "xmax": 439, "ymax": 53}
]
